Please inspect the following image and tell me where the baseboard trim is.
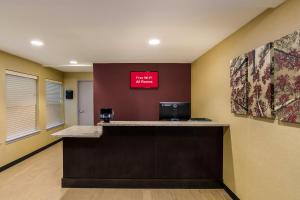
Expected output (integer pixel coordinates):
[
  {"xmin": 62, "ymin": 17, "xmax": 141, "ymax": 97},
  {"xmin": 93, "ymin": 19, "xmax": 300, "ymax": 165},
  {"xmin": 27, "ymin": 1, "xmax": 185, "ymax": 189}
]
[
  {"xmin": 223, "ymin": 183, "xmax": 240, "ymax": 200},
  {"xmin": 0, "ymin": 139, "xmax": 62, "ymax": 173}
]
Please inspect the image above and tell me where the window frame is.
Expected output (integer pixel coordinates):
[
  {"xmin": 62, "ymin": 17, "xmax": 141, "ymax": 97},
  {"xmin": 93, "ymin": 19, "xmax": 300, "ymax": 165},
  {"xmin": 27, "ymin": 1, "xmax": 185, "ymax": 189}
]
[
  {"xmin": 45, "ymin": 79, "xmax": 64, "ymax": 130},
  {"xmin": 5, "ymin": 70, "xmax": 40, "ymax": 143}
]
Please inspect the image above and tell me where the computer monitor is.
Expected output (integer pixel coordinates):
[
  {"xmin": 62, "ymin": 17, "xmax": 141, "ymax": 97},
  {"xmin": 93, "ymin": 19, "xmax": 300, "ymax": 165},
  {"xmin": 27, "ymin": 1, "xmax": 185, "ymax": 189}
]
[{"xmin": 159, "ymin": 102, "xmax": 191, "ymax": 121}]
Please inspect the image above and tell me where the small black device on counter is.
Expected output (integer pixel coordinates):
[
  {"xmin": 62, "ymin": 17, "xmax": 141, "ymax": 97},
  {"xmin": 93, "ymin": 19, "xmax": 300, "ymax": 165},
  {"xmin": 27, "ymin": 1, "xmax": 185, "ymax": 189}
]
[
  {"xmin": 159, "ymin": 102, "xmax": 191, "ymax": 121},
  {"xmin": 100, "ymin": 108, "xmax": 114, "ymax": 123}
]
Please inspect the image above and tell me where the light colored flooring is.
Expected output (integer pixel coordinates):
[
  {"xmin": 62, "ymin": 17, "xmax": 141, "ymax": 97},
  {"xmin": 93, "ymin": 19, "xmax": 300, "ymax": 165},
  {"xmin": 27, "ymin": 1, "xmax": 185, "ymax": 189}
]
[{"xmin": 0, "ymin": 142, "xmax": 232, "ymax": 200}]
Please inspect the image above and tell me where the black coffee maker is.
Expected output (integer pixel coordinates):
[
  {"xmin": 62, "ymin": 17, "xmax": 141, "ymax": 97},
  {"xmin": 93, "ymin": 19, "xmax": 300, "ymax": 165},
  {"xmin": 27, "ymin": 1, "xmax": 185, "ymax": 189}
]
[{"xmin": 100, "ymin": 108, "xmax": 114, "ymax": 123}]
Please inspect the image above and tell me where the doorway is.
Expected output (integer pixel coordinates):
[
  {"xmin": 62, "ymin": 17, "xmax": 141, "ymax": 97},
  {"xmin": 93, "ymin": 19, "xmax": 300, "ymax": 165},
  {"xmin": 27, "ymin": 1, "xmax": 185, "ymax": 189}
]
[{"xmin": 78, "ymin": 81, "xmax": 94, "ymax": 125}]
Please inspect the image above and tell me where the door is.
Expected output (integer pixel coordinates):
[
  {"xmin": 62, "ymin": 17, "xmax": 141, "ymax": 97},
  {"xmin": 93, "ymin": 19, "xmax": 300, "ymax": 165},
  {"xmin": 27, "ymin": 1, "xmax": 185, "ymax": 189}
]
[{"xmin": 78, "ymin": 81, "xmax": 94, "ymax": 125}]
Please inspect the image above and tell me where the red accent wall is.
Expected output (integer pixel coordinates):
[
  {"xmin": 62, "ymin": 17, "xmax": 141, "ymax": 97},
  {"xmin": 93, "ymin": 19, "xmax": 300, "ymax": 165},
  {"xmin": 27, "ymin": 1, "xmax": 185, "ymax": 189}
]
[{"xmin": 93, "ymin": 63, "xmax": 191, "ymax": 123}]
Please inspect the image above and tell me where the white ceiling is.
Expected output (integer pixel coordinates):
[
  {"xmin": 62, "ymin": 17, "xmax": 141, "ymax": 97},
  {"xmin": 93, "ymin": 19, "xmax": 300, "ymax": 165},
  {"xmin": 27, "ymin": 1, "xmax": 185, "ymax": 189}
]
[{"xmin": 0, "ymin": 0, "xmax": 285, "ymax": 72}]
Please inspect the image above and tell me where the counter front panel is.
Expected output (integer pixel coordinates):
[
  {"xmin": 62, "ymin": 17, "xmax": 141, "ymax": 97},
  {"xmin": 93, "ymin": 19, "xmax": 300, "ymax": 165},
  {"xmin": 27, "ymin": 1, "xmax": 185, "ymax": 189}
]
[{"xmin": 62, "ymin": 124, "xmax": 225, "ymax": 188}]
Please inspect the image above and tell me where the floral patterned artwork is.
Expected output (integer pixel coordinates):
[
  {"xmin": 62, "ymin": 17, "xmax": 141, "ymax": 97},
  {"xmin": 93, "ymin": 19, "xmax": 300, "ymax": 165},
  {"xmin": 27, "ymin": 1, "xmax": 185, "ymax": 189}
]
[
  {"xmin": 274, "ymin": 30, "xmax": 300, "ymax": 123},
  {"xmin": 248, "ymin": 43, "xmax": 275, "ymax": 118},
  {"xmin": 230, "ymin": 54, "xmax": 248, "ymax": 115}
]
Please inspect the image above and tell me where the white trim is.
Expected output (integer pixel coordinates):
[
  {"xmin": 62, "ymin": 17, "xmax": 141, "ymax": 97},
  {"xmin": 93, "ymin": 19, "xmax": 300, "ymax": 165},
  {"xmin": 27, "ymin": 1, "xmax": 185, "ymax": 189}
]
[
  {"xmin": 46, "ymin": 122, "xmax": 65, "ymax": 130},
  {"xmin": 5, "ymin": 70, "xmax": 38, "ymax": 79},
  {"xmin": 6, "ymin": 129, "xmax": 41, "ymax": 143},
  {"xmin": 45, "ymin": 79, "xmax": 62, "ymax": 84}
]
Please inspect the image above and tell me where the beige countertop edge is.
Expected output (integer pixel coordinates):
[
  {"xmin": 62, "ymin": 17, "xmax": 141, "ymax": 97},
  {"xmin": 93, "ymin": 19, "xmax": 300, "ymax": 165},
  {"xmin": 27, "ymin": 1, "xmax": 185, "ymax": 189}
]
[
  {"xmin": 51, "ymin": 122, "xmax": 229, "ymax": 138},
  {"xmin": 52, "ymin": 134, "xmax": 102, "ymax": 138},
  {"xmin": 51, "ymin": 126, "xmax": 102, "ymax": 138},
  {"xmin": 97, "ymin": 121, "xmax": 229, "ymax": 127}
]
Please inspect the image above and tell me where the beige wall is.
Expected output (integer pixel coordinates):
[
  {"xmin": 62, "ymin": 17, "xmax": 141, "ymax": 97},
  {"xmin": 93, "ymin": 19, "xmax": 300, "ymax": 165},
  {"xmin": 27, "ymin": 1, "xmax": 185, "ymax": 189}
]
[
  {"xmin": 64, "ymin": 72, "xmax": 93, "ymax": 127},
  {"xmin": 0, "ymin": 51, "xmax": 64, "ymax": 168},
  {"xmin": 191, "ymin": 0, "xmax": 300, "ymax": 199}
]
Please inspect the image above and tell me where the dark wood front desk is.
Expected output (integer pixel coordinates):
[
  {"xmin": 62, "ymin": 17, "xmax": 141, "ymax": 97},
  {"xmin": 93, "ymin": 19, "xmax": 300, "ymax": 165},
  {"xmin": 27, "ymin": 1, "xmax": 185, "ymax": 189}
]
[{"xmin": 57, "ymin": 121, "xmax": 229, "ymax": 188}]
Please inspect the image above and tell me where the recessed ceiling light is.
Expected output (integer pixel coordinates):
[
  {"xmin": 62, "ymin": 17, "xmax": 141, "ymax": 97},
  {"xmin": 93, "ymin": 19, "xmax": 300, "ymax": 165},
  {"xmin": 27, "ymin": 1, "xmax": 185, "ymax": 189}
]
[
  {"xmin": 69, "ymin": 60, "xmax": 78, "ymax": 65},
  {"xmin": 148, "ymin": 38, "xmax": 160, "ymax": 46},
  {"xmin": 30, "ymin": 40, "xmax": 44, "ymax": 47}
]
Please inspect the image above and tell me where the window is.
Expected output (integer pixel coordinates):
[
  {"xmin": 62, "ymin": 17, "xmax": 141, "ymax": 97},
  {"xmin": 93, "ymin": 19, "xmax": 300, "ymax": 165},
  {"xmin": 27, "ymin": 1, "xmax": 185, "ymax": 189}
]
[
  {"xmin": 46, "ymin": 80, "xmax": 64, "ymax": 129},
  {"xmin": 6, "ymin": 71, "xmax": 39, "ymax": 142}
]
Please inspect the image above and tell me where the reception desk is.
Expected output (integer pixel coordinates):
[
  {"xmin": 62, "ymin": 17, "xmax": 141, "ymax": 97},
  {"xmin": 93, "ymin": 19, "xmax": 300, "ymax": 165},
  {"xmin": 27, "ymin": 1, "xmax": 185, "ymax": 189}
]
[{"xmin": 54, "ymin": 121, "xmax": 229, "ymax": 188}]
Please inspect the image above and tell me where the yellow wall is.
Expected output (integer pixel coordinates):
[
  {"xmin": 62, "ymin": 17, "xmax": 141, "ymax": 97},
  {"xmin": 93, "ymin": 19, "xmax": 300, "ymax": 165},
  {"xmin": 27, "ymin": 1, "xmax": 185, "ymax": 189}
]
[
  {"xmin": 192, "ymin": 0, "xmax": 300, "ymax": 199},
  {"xmin": 0, "ymin": 51, "xmax": 64, "ymax": 168},
  {"xmin": 64, "ymin": 72, "xmax": 93, "ymax": 127}
]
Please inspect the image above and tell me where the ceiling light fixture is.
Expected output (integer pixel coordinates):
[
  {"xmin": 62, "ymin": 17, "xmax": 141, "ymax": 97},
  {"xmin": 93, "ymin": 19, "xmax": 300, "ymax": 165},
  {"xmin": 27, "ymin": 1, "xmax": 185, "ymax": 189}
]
[
  {"xmin": 30, "ymin": 40, "xmax": 44, "ymax": 47},
  {"xmin": 148, "ymin": 38, "xmax": 160, "ymax": 46},
  {"xmin": 69, "ymin": 60, "xmax": 78, "ymax": 65}
]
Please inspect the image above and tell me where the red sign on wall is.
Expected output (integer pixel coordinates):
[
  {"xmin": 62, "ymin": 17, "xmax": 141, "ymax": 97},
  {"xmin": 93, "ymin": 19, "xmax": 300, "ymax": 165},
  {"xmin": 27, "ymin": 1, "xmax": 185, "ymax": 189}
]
[{"xmin": 130, "ymin": 71, "xmax": 159, "ymax": 89}]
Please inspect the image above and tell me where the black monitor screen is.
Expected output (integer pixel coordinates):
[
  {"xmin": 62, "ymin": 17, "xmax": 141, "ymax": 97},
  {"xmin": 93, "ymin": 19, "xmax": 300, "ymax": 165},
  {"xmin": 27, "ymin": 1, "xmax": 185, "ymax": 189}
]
[{"xmin": 159, "ymin": 102, "xmax": 191, "ymax": 121}]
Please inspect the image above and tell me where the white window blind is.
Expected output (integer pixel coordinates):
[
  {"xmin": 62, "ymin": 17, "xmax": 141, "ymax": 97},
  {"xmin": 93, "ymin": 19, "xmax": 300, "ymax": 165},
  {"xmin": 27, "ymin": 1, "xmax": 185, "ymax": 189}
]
[
  {"xmin": 46, "ymin": 80, "xmax": 64, "ymax": 129},
  {"xmin": 6, "ymin": 71, "xmax": 38, "ymax": 142}
]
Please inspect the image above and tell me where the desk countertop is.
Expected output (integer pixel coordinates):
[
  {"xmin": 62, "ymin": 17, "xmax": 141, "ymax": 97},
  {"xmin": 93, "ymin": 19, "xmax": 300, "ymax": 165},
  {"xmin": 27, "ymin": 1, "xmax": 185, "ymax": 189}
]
[
  {"xmin": 52, "ymin": 121, "xmax": 229, "ymax": 138},
  {"xmin": 52, "ymin": 126, "xmax": 102, "ymax": 138},
  {"xmin": 97, "ymin": 121, "xmax": 229, "ymax": 127}
]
